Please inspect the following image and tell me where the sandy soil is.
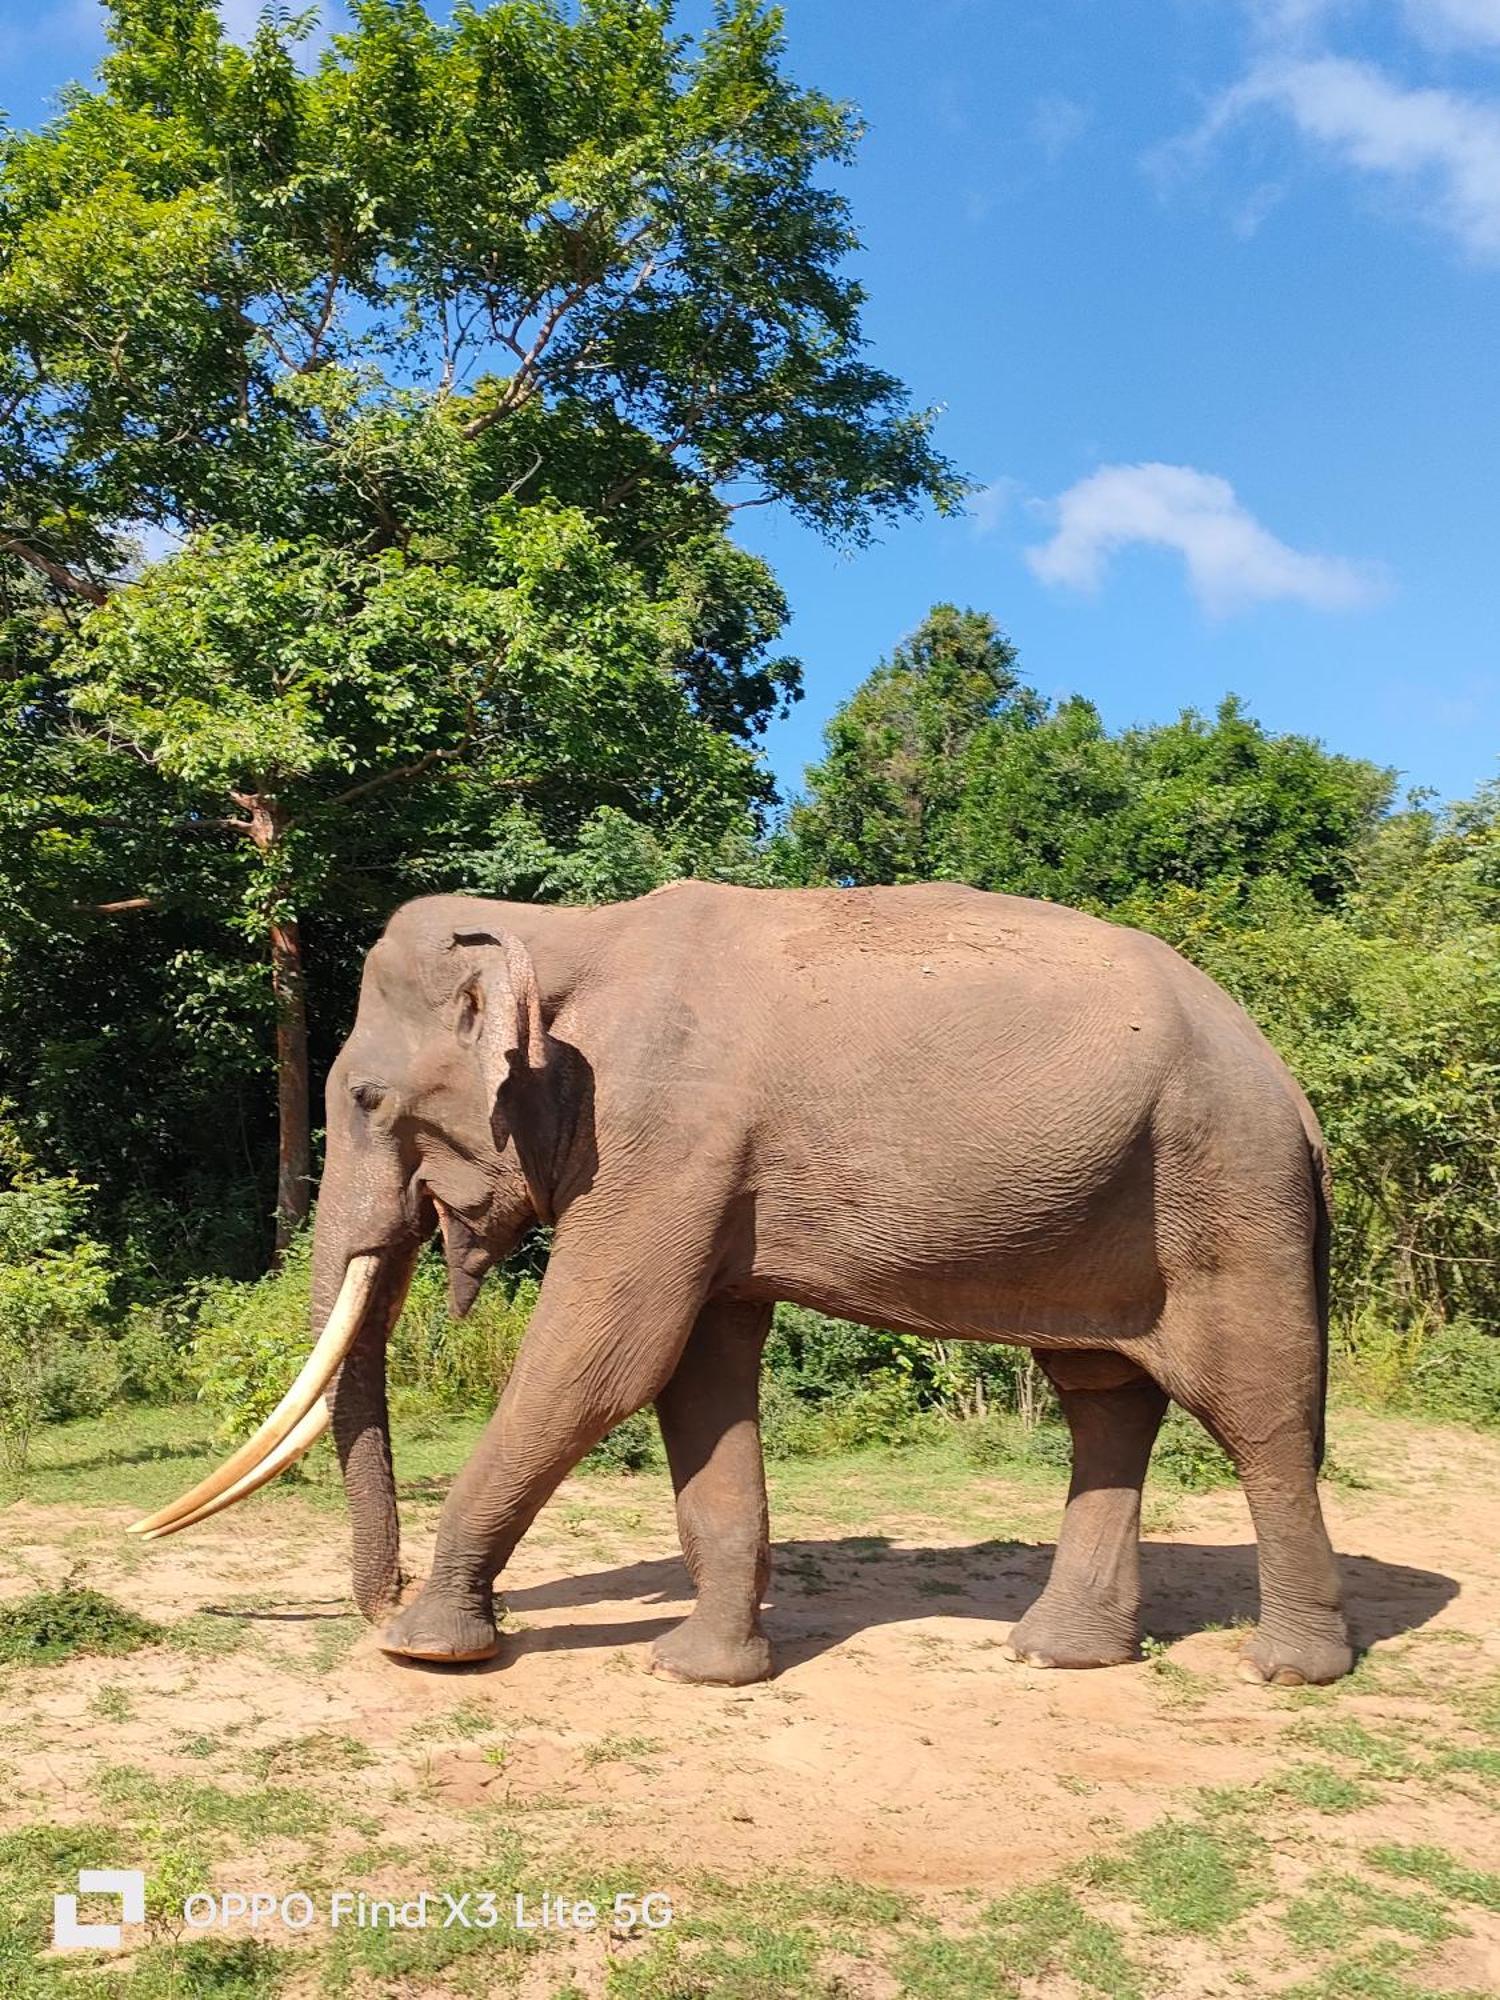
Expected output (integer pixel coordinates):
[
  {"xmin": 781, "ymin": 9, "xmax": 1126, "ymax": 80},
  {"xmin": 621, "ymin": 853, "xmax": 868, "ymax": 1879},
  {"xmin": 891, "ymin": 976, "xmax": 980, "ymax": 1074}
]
[{"xmin": 5, "ymin": 1411, "xmax": 1500, "ymax": 1994}]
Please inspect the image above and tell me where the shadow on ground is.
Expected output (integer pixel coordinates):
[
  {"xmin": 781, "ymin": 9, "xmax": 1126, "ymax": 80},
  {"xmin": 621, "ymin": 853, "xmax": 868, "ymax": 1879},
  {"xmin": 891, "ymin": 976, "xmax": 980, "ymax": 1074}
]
[{"xmin": 376, "ymin": 1537, "xmax": 1457, "ymax": 1676}]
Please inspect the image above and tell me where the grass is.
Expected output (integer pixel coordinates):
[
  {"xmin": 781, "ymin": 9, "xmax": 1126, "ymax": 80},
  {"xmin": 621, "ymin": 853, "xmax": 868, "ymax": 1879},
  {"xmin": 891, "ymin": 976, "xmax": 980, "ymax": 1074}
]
[
  {"xmin": 1083, "ymin": 1816, "xmax": 1269, "ymax": 1935},
  {"xmin": 404, "ymin": 1699, "xmax": 500, "ymax": 1746},
  {"xmin": 1281, "ymin": 1871, "xmax": 1461, "ymax": 1954},
  {"xmin": 894, "ymin": 1884, "xmax": 1144, "ymax": 2000},
  {"xmin": 0, "ymin": 1583, "xmax": 161, "ymax": 1666},
  {"xmin": 0, "ymin": 1400, "xmax": 1495, "ymax": 1999},
  {"xmin": 584, "ymin": 1734, "xmax": 663, "ymax": 1769},
  {"xmin": 1367, "ymin": 1845, "xmax": 1500, "ymax": 1912},
  {"xmin": 1294, "ymin": 1718, "xmax": 1422, "ymax": 1782},
  {"xmin": 1266, "ymin": 1762, "xmax": 1375, "ymax": 1814},
  {"xmin": 0, "ymin": 1820, "xmax": 282, "ymax": 1996},
  {"xmin": 95, "ymin": 1763, "xmax": 338, "ymax": 1843}
]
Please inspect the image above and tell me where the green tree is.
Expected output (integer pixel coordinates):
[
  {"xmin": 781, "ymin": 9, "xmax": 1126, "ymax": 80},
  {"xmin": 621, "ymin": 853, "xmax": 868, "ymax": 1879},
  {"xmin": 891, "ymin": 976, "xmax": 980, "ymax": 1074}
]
[
  {"xmin": 788, "ymin": 606, "xmax": 1390, "ymax": 911},
  {"xmin": 785, "ymin": 604, "xmax": 1036, "ymax": 883},
  {"xmin": 0, "ymin": 0, "xmax": 956, "ymax": 1259}
]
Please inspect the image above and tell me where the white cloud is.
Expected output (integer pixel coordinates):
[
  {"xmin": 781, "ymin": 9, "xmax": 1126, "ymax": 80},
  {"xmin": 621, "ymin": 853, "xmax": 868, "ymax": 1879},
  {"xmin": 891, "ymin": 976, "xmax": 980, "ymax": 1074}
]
[
  {"xmin": 1231, "ymin": 176, "xmax": 1290, "ymax": 234},
  {"xmin": 1402, "ymin": 0, "xmax": 1500, "ymax": 50},
  {"xmin": 1243, "ymin": 0, "xmax": 1349, "ymax": 37},
  {"xmin": 1030, "ymin": 94, "xmax": 1091, "ymax": 164},
  {"xmin": 1215, "ymin": 55, "xmax": 1500, "ymax": 257},
  {"xmin": 1171, "ymin": 7, "xmax": 1500, "ymax": 257},
  {"xmin": 968, "ymin": 477, "xmax": 1023, "ymax": 536},
  {"xmin": 1243, "ymin": 1, "xmax": 1500, "ymax": 49},
  {"xmin": 1025, "ymin": 462, "xmax": 1384, "ymax": 615}
]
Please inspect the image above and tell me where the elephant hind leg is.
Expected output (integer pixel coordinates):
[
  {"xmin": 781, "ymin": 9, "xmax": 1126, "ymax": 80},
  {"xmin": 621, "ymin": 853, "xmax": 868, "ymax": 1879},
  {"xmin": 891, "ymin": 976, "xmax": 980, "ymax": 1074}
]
[
  {"xmin": 1006, "ymin": 1350, "xmax": 1167, "ymax": 1669},
  {"xmin": 651, "ymin": 1299, "xmax": 774, "ymax": 1687},
  {"xmin": 1151, "ymin": 1273, "xmax": 1351, "ymax": 1687}
]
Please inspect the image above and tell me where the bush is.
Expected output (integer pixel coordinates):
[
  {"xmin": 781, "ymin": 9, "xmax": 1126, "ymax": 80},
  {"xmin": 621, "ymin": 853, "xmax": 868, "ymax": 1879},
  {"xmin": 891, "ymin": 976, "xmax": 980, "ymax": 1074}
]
[
  {"xmin": 0, "ymin": 1583, "xmax": 161, "ymax": 1666},
  {"xmin": 392, "ymin": 1268, "xmax": 536, "ymax": 1412},
  {"xmin": 760, "ymin": 1372, "xmax": 831, "ymax": 1460},
  {"xmin": 1151, "ymin": 1408, "xmax": 1237, "ymax": 1491},
  {"xmin": 189, "ymin": 1231, "xmax": 539, "ymax": 1440},
  {"xmin": 34, "ymin": 1337, "xmax": 122, "ymax": 1425},
  {"xmin": 188, "ymin": 1235, "xmax": 318, "ymax": 1442},
  {"xmin": 1335, "ymin": 1307, "xmax": 1500, "ymax": 1428},
  {"xmin": 959, "ymin": 1411, "xmax": 1072, "ymax": 1473},
  {"xmin": 0, "ymin": 1174, "xmax": 114, "ymax": 1469},
  {"xmin": 761, "ymin": 1368, "xmax": 939, "ymax": 1459},
  {"xmin": 582, "ymin": 1408, "xmax": 662, "ymax": 1473},
  {"xmin": 114, "ymin": 1299, "xmax": 197, "ymax": 1404}
]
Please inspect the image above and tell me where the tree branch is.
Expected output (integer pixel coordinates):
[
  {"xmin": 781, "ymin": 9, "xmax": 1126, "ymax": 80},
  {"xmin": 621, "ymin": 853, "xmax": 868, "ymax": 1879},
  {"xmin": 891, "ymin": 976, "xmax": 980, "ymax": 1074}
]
[
  {"xmin": 459, "ymin": 248, "xmax": 629, "ymax": 439},
  {"xmin": 0, "ymin": 534, "xmax": 109, "ymax": 606},
  {"xmin": 324, "ymin": 745, "xmax": 466, "ymax": 809}
]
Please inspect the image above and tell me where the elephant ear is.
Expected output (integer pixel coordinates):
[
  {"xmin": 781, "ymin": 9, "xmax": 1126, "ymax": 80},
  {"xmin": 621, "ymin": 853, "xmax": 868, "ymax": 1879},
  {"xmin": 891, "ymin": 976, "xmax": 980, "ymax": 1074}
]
[{"xmin": 448, "ymin": 930, "xmax": 557, "ymax": 1220}]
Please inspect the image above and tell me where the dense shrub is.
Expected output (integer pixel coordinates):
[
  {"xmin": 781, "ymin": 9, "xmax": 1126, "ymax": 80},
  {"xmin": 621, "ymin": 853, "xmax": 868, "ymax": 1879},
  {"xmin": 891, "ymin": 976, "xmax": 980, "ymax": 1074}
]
[
  {"xmin": 0, "ymin": 1583, "xmax": 161, "ymax": 1666},
  {"xmin": 960, "ymin": 1410, "xmax": 1072, "ymax": 1474},
  {"xmin": 583, "ymin": 1409, "xmax": 663, "ymax": 1473},
  {"xmin": 189, "ymin": 1233, "xmax": 537, "ymax": 1440},
  {"xmin": 1150, "ymin": 1409, "xmax": 1238, "ymax": 1492},
  {"xmin": 1334, "ymin": 1307, "xmax": 1500, "ymax": 1429},
  {"xmin": 1133, "ymin": 867, "xmax": 1499, "ymax": 1332},
  {"xmin": 0, "ymin": 1173, "xmax": 115, "ymax": 1468}
]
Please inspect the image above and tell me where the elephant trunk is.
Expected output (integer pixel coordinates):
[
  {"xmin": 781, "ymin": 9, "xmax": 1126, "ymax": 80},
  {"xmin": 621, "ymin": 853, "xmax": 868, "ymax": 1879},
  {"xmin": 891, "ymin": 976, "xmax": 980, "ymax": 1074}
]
[
  {"xmin": 124, "ymin": 1239, "xmax": 402, "ymax": 1551},
  {"xmin": 315, "ymin": 1209, "xmax": 419, "ymax": 1622}
]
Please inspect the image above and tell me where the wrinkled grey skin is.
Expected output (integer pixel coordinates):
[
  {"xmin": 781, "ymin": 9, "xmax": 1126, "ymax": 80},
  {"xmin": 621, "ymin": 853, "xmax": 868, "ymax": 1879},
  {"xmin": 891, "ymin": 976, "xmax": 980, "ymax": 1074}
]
[{"xmin": 316, "ymin": 881, "xmax": 1350, "ymax": 1687}]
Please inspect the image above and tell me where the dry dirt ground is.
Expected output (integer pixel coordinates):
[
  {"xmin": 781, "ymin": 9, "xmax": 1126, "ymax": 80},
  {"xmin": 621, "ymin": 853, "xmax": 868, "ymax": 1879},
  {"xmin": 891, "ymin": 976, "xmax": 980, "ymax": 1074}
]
[{"xmin": 3, "ymin": 1406, "xmax": 1500, "ymax": 1997}]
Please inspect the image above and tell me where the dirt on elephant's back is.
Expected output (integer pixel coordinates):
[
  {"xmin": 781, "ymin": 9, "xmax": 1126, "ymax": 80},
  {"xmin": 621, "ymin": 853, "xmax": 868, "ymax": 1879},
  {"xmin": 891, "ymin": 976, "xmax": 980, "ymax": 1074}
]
[{"xmin": 4, "ymin": 1409, "xmax": 1500, "ymax": 1997}]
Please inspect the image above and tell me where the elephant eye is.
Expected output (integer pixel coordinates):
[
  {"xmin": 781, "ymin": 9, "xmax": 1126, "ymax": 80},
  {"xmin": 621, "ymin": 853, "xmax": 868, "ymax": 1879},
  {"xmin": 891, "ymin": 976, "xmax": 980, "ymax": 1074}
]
[{"xmin": 351, "ymin": 1080, "xmax": 386, "ymax": 1113}]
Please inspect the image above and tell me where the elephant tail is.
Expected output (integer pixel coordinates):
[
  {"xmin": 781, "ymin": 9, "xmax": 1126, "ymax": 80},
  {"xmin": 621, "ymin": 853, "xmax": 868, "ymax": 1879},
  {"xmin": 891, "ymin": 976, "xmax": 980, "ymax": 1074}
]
[{"xmin": 1307, "ymin": 1126, "xmax": 1333, "ymax": 1473}]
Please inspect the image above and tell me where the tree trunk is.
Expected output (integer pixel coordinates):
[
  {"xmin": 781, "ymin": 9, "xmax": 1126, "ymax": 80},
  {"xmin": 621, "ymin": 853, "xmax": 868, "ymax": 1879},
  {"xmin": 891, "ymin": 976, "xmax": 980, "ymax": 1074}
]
[
  {"xmin": 238, "ymin": 792, "xmax": 311, "ymax": 1261},
  {"xmin": 271, "ymin": 912, "xmax": 311, "ymax": 1258}
]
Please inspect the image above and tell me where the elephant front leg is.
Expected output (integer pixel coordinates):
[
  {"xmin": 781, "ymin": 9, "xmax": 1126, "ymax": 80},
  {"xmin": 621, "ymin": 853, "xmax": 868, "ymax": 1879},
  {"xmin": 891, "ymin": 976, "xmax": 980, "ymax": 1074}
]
[
  {"xmin": 379, "ymin": 1265, "xmax": 702, "ymax": 1665},
  {"xmin": 1006, "ymin": 1352, "xmax": 1167, "ymax": 1669},
  {"xmin": 651, "ymin": 1300, "xmax": 774, "ymax": 1687}
]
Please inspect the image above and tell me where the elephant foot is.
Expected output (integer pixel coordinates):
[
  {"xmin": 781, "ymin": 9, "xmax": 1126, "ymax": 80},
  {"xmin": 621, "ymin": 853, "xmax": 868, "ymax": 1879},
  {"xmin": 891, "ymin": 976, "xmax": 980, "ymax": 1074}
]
[
  {"xmin": 379, "ymin": 1584, "xmax": 501, "ymax": 1665},
  {"xmin": 650, "ymin": 1614, "xmax": 773, "ymax": 1687},
  {"xmin": 1236, "ymin": 1622, "xmax": 1353, "ymax": 1688},
  {"xmin": 1004, "ymin": 1592, "xmax": 1140, "ymax": 1670}
]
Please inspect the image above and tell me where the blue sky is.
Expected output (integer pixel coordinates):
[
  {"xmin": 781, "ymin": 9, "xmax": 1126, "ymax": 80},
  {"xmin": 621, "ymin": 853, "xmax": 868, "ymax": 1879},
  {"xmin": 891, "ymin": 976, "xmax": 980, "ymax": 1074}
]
[{"xmin": 4, "ymin": 0, "xmax": 1498, "ymax": 805}]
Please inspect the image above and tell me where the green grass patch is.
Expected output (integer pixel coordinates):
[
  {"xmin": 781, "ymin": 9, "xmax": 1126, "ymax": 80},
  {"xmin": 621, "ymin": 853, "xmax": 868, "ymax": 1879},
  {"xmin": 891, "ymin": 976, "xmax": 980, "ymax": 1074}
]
[
  {"xmin": 585, "ymin": 1733, "xmax": 663, "ymax": 1769},
  {"xmin": 111, "ymin": 1937, "xmax": 286, "ymax": 1997},
  {"xmin": 1267, "ymin": 1762, "xmax": 1376, "ymax": 1814},
  {"xmin": 1294, "ymin": 1719, "xmax": 1420, "ymax": 1781},
  {"xmin": 0, "ymin": 1582, "xmax": 161, "ymax": 1666},
  {"xmin": 246, "ymin": 1730, "xmax": 376, "ymax": 1779},
  {"xmin": 404, "ymin": 1698, "xmax": 500, "ymax": 1746},
  {"xmin": 1282, "ymin": 1872, "xmax": 1462, "ymax": 1954},
  {"xmin": 890, "ymin": 1887, "xmax": 1141, "ymax": 2000},
  {"xmin": 1084, "ymin": 1818, "xmax": 1267, "ymax": 1935},
  {"xmin": 0, "ymin": 1821, "xmax": 120, "ymax": 1976},
  {"xmin": 1367, "ymin": 1844, "xmax": 1500, "ymax": 1912},
  {"xmin": 96, "ymin": 1764, "xmax": 336, "ymax": 1844},
  {"xmin": 1281, "ymin": 1942, "xmax": 1484, "ymax": 2000}
]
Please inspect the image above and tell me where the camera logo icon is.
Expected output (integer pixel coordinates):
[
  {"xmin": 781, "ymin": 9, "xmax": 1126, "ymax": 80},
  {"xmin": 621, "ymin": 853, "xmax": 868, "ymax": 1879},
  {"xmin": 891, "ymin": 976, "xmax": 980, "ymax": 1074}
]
[{"xmin": 52, "ymin": 1869, "xmax": 145, "ymax": 1950}]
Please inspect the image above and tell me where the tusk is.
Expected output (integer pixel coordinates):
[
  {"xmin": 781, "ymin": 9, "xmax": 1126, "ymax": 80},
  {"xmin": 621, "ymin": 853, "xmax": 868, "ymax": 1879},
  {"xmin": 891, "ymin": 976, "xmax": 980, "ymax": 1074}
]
[
  {"xmin": 127, "ymin": 1252, "xmax": 382, "ymax": 1537},
  {"xmin": 140, "ymin": 1400, "xmax": 330, "ymax": 1539}
]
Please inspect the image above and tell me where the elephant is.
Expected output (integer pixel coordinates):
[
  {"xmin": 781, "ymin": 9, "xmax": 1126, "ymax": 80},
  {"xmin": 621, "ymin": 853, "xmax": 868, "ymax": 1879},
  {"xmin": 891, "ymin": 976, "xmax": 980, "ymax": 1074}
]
[{"xmin": 133, "ymin": 880, "xmax": 1352, "ymax": 1689}]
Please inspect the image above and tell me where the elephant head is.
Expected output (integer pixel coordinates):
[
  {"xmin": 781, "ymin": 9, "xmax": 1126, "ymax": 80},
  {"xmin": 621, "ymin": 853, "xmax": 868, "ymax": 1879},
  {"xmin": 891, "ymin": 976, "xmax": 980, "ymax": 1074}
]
[{"xmin": 129, "ymin": 900, "xmax": 558, "ymax": 1618}]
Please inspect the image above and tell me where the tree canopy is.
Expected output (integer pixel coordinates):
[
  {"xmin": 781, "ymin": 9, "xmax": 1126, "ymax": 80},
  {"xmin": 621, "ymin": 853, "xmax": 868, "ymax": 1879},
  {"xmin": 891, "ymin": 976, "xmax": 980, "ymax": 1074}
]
[
  {"xmin": 786, "ymin": 604, "xmax": 1393, "ymax": 910},
  {"xmin": 0, "ymin": 0, "xmax": 956, "ymax": 1261}
]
